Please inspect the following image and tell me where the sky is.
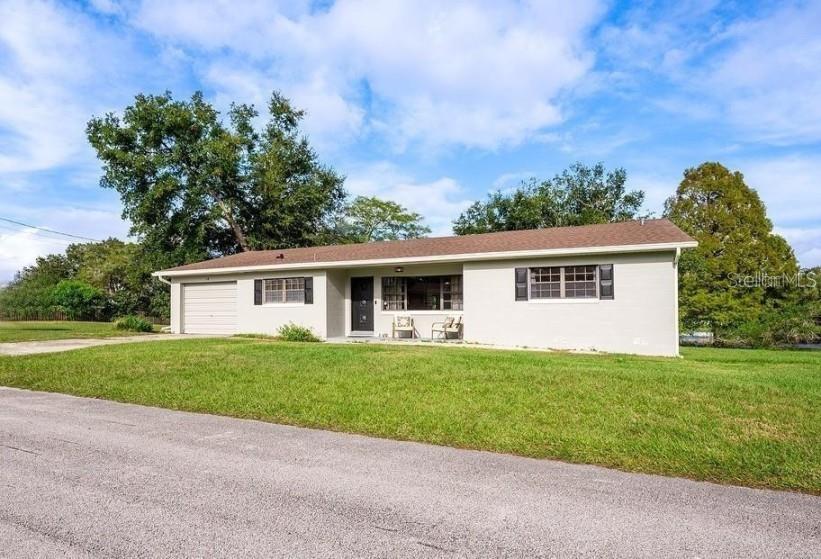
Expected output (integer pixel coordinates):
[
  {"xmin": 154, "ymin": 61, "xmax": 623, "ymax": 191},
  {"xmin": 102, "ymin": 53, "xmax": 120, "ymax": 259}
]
[{"xmin": 0, "ymin": 0, "xmax": 820, "ymax": 283}]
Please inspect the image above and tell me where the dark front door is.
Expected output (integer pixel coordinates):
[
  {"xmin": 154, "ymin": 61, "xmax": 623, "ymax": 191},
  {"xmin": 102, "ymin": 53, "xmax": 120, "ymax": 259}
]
[{"xmin": 351, "ymin": 277, "xmax": 374, "ymax": 332}]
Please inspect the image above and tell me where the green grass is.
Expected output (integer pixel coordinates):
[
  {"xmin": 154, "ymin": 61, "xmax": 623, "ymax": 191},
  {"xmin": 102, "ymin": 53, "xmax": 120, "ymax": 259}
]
[
  {"xmin": 0, "ymin": 339, "xmax": 818, "ymax": 493},
  {"xmin": 0, "ymin": 320, "xmax": 158, "ymax": 343}
]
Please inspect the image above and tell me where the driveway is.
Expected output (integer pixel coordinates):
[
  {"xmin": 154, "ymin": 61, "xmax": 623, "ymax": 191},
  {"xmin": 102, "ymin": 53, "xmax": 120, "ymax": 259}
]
[
  {"xmin": 0, "ymin": 334, "xmax": 217, "ymax": 356},
  {"xmin": 1, "ymin": 388, "xmax": 818, "ymax": 558}
]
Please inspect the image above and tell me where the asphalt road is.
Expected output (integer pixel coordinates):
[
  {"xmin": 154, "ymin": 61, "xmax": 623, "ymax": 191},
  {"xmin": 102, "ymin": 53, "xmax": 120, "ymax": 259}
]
[{"xmin": 1, "ymin": 387, "xmax": 818, "ymax": 558}]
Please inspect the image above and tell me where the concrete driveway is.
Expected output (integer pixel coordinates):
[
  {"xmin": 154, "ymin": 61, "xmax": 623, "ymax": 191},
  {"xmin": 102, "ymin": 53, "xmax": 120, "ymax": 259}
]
[
  {"xmin": 1, "ymin": 388, "xmax": 818, "ymax": 558},
  {"xmin": 0, "ymin": 334, "xmax": 217, "ymax": 356}
]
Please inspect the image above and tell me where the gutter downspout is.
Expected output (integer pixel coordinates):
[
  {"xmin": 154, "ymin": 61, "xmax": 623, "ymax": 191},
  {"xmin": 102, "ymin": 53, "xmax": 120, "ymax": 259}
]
[{"xmin": 154, "ymin": 274, "xmax": 173, "ymax": 333}]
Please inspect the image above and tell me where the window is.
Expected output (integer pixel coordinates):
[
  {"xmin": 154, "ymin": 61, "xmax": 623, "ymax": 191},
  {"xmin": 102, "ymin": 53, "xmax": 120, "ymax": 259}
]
[
  {"xmin": 382, "ymin": 275, "xmax": 463, "ymax": 311},
  {"xmin": 530, "ymin": 267, "xmax": 561, "ymax": 299},
  {"xmin": 264, "ymin": 277, "xmax": 305, "ymax": 304},
  {"xmin": 529, "ymin": 265, "xmax": 598, "ymax": 299},
  {"xmin": 442, "ymin": 276, "xmax": 462, "ymax": 310},
  {"xmin": 382, "ymin": 277, "xmax": 406, "ymax": 311},
  {"xmin": 564, "ymin": 265, "xmax": 597, "ymax": 298}
]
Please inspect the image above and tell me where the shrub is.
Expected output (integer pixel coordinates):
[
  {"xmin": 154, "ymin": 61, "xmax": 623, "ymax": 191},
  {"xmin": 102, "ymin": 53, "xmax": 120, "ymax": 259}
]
[
  {"xmin": 51, "ymin": 280, "xmax": 109, "ymax": 320},
  {"xmin": 277, "ymin": 323, "xmax": 320, "ymax": 342},
  {"xmin": 114, "ymin": 315, "xmax": 154, "ymax": 333},
  {"xmin": 715, "ymin": 302, "xmax": 820, "ymax": 348}
]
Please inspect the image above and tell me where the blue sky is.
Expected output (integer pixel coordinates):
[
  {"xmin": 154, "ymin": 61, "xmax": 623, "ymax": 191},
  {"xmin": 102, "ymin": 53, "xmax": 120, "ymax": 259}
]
[{"xmin": 1, "ymin": 0, "xmax": 820, "ymax": 282}]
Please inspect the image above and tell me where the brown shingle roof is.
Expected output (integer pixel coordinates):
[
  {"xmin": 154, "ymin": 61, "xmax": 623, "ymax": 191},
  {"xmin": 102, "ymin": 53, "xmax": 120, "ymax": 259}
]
[{"xmin": 160, "ymin": 219, "xmax": 694, "ymax": 273}]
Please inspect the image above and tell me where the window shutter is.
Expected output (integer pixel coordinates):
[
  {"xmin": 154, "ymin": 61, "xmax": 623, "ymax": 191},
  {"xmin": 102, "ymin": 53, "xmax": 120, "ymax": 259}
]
[
  {"xmin": 599, "ymin": 265, "xmax": 614, "ymax": 299},
  {"xmin": 515, "ymin": 268, "xmax": 528, "ymax": 301},
  {"xmin": 254, "ymin": 279, "xmax": 263, "ymax": 305},
  {"xmin": 304, "ymin": 277, "xmax": 313, "ymax": 304}
]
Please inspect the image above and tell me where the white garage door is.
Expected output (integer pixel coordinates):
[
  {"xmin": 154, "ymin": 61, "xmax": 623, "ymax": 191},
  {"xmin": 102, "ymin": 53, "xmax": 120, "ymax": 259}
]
[{"xmin": 182, "ymin": 282, "xmax": 238, "ymax": 334}]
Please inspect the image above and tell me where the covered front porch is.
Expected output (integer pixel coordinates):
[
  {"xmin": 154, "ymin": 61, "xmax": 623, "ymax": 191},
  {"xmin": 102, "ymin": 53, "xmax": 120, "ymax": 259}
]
[{"xmin": 325, "ymin": 262, "xmax": 465, "ymax": 341}]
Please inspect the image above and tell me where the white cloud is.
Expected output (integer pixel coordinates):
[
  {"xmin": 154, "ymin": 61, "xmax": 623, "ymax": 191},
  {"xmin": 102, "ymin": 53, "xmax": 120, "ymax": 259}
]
[
  {"xmin": 0, "ymin": 1, "xmax": 92, "ymax": 173},
  {"xmin": 776, "ymin": 226, "xmax": 821, "ymax": 268},
  {"xmin": 735, "ymin": 155, "xmax": 821, "ymax": 267},
  {"xmin": 133, "ymin": 0, "xmax": 308, "ymax": 52},
  {"xmin": 493, "ymin": 171, "xmax": 537, "ymax": 191},
  {"xmin": 707, "ymin": 3, "xmax": 821, "ymax": 143},
  {"xmin": 0, "ymin": 0, "xmax": 168, "ymax": 176},
  {"xmin": 130, "ymin": 0, "xmax": 603, "ymax": 151},
  {"xmin": 599, "ymin": 2, "xmax": 821, "ymax": 145},
  {"xmin": 737, "ymin": 155, "xmax": 821, "ymax": 226},
  {"xmin": 0, "ymin": 229, "xmax": 72, "ymax": 284},
  {"xmin": 344, "ymin": 162, "xmax": 473, "ymax": 236},
  {"xmin": 628, "ymin": 173, "xmax": 678, "ymax": 217},
  {"xmin": 595, "ymin": 0, "xmax": 721, "ymax": 79},
  {"xmin": 204, "ymin": 61, "xmax": 366, "ymax": 152}
]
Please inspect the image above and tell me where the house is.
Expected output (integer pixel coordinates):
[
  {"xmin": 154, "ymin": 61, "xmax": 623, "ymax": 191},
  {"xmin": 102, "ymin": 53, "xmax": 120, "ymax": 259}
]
[{"xmin": 153, "ymin": 219, "xmax": 696, "ymax": 356}]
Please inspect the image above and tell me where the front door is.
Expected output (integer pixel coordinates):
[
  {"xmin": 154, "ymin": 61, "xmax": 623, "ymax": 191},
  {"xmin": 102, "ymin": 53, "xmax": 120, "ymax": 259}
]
[{"xmin": 351, "ymin": 277, "xmax": 374, "ymax": 332}]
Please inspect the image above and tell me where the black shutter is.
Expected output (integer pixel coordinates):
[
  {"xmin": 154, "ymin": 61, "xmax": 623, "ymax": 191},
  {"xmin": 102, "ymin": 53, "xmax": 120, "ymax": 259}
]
[
  {"xmin": 515, "ymin": 268, "xmax": 528, "ymax": 301},
  {"xmin": 254, "ymin": 279, "xmax": 263, "ymax": 305},
  {"xmin": 304, "ymin": 277, "xmax": 313, "ymax": 304},
  {"xmin": 599, "ymin": 265, "xmax": 614, "ymax": 299}
]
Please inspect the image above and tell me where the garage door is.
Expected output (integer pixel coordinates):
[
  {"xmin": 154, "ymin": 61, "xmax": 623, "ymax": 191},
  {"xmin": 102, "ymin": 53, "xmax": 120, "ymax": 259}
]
[{"xmin": 182, "ymin": 282, "xmax": 238, "ymax": 334}]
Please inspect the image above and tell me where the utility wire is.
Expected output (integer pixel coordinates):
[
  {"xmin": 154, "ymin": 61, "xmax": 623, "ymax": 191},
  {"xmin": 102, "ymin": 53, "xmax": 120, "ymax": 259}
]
[
  {"xmin": 0, "ymin": 223, "xmax": 75, "ymax": 244},
  {"xmin": 0, "ymin": 217, "xmax": 101, "ymax": 242}
]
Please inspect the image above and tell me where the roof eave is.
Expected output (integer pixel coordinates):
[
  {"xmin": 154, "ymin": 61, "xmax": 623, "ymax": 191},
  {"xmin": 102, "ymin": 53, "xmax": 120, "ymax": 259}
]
[{"xmin": 152, "ymin": 240, "xmax": 697, "ymax": 278}]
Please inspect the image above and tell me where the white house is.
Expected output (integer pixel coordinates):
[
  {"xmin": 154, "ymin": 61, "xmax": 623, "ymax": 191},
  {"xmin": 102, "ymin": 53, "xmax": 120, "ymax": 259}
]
[{"xmin": 153, "ymin": 219, "xmax": 696, "ymax": 356}]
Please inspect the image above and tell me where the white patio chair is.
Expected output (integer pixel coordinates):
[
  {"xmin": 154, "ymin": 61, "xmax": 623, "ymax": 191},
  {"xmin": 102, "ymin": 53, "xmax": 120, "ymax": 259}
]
[
  {"xmin": 392, "ymin": 315, "xmax": 415, "ymax": 339},
  {"xmin": 431, "ymin": 316, "xmax": 462, "ymax": 340}
]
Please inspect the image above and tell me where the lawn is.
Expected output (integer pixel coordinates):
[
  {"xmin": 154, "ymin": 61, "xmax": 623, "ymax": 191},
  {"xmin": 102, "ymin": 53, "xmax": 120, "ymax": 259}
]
[
  {"xmin": 0, "ymin": 321, "xmax": 157, "ymax": 343},
  {"xmin": 0, "ymin": 338, "xmax": 818, "ymax": 493}
]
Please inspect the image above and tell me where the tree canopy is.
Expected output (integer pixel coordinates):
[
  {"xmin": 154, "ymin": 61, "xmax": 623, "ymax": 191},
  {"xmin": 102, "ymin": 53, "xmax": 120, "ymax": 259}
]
[
  {"xmin": 453, "ymin": 162, "xmax": 645, "ymax": 235},
  {"xmin": 332, "ymin": 196, "xmax": 431, "ymax": 243},
  {"xmin": 87, "ymin": 91, "xmax": 345, "ymax": 268},
  {"xmin": 664, "ymin": 162, "xmax": 798, "ymax": 330}
]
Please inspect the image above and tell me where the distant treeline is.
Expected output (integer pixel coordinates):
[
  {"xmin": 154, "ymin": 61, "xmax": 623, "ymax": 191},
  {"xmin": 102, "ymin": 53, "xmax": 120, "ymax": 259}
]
[{"xmin": 0, "ymin": 239, "xmax": 169, "ymax": 323}]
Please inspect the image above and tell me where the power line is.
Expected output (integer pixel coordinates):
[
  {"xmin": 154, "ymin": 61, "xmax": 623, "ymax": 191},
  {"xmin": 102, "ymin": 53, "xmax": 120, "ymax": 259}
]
[
  {"xmin": 0, "ymin": 217, "xmax": 101, "ymax": 243},
  {"xmin": 0, "ymin": 223, "xmax": 75, "ymax": 244}
]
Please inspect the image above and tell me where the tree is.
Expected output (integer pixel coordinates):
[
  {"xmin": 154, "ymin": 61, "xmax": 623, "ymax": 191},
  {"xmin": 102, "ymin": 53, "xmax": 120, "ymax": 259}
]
[
  {"xmin": 51, "ymin": 280, "xmax": 107, "ymax": 320},
  {"xmin": 663, "ymin": 162, "xmax": 798, "ymax": 331},
  {"xmin": 0, "ymin": 254, "xmax": 73, "ymax": 318},
  {"xmin": 803, "ymin": 266, "xmax": 821, "ymax": 303},
  {"xmin": 65, "ymin": 239, "xmax": 169, "ymax": 318},
  {"xmin": 333, "ymin": 196, "xmax": 431, "ymax": 243},
  {"xmin": 453, "ymin": 162, "xmax": 644, "ymax": 235},
  {"xmin": 87, "ymin": 91, "xmax": 345, "ymax": 268},
  {"xmin": 67, "ymin": 239, "xmax": 136, "ymax": 295},
  {"xmin": 11, "ymin": 254, "xmax": 73, "ymax": 287}
]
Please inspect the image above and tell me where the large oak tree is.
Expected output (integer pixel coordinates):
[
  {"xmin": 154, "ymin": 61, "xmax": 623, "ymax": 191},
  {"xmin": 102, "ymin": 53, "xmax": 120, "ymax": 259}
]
[{"xmin": 87, "ymin": 91, "xmax": 345, "ymax": 267}]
